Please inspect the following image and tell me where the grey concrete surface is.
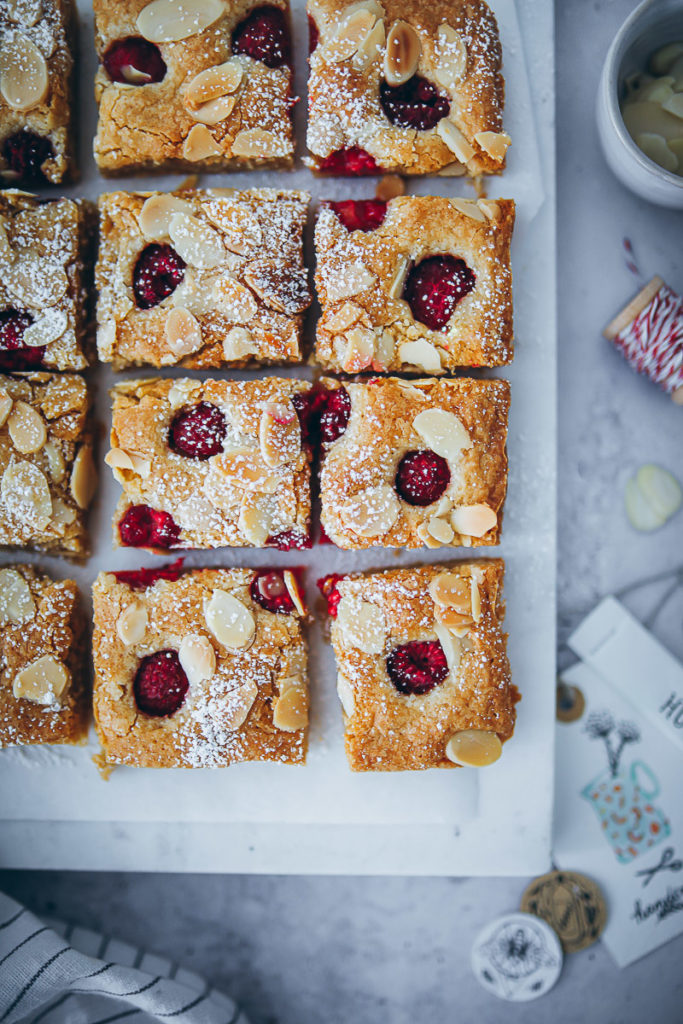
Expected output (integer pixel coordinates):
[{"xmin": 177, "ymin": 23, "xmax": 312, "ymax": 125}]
[{"xmin": 3, "ymin": 1, "xmax": 683, "ymax": 1021}]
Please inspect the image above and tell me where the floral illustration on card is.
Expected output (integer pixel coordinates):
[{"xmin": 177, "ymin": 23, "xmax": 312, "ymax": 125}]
[{"xmin": 581, "ymin": 710, "xmax": 671, "ymax": 863}]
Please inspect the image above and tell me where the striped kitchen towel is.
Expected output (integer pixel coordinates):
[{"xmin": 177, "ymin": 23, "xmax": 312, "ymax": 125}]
[{"xmin": 0, "ymin": 892, "xmax": 249, "ymax": 1024}]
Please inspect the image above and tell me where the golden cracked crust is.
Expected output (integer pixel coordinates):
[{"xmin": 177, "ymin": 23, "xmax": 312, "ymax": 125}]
[
  {"xmin": 109, "ymin": 376, "xmax": 312, "ymax": 550},
  {"xmin": 329, "ymin": 561, "xmax": 516, "ymax": 771},
  {"xmin": 319, "ymin": 377, "xmax": 509, "ymax": 550},
  {"xmin": 0, "ymin": 564, "xmax": 88, "ymax": 747},
  {"xmin": 314, "ymin": 196, "xmax": 514, "ymax": 372},
  {"xmin": 0, "ymin": 373, "xmax": 95, "ymax": 557},
  {"xmin": 0, "ymin": 192, "xmax": 95, "ymax": 371},
  {"xmin": 307, "ymin": 0, "xmax": 507, "ymax": 176},
  {"xmin": 96, "ymin": 187, "xmax": 311, "ymax": 369},
  {"xmin": 94, "ymin": 0, "xmax": 294, "ymax": 174},
  {"xmin": 92, "ymin": 567, "xmax": 308, "ymax": 768},
  {"xmin": 0, "ymin": 0, "xmax": 77, "ymax": 184}
]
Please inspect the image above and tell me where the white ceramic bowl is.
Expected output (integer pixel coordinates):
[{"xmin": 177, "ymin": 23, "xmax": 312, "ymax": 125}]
[{"xmin": 597, "ymin": 0, "xmax": 683, "ymax": 207}]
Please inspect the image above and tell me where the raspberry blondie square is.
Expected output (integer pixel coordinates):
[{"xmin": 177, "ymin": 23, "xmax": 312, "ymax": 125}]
[
  {"xmin": 0, "ymin": 192, "xmax": 95, "ymax": 372},
  {"xmin": 107, "ymin": 377, "xmax": 313, "ymax": 551},
  {"xmin": 94, "ymin": 0, "xmax": 295, "ymax": 173},
  {"xmin": 96, "ymin": 188, "xmax": 310, "ymax": 369},
  {"xmin": 0, "ymin": 563, "xmax": 88, "ymax": 748},
  {"xmin": 307, "ymin": 0, "xmax": 509, "ymax": 177},
  {"xmin": 314, "ymin": 196, "xmax": 514, "ymax": 373},
  {"xmin": 320, "ymin": 561, "xmax": 516, "ymax": 771},
  {"xmin": 0, "ymin": 373, "xmax": 96, "ymax": 556},
  {"xmin": 93, "ymin": 563, "xmax": 308, "ymax": 768},
  {"xmin": 318, "ymin": 377, "xmax": 509, "ymax": 550},
  {"xmin": 0, "ymin": 0, "xmax": 77, "ymax": 185}
]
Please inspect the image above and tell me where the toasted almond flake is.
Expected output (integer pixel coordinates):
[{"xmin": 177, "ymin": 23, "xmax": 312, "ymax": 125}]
[
  {"xmin": 13, "ymin": 655, "xmax": 69, "ymax": 705},
  {"xmin": 179, "ymin": 634, "xmax": 216, "ymax": 685},
  {"xmin": 429, "ymin": 572, "xmax": 471, "ymax": 612},
  {"xmin": 238, "ymin": 492, "xmax": 276, "ymax": 545},
  {"xmin": 182, "ymin": 123, "xmax": 223, "ymax": 161},
  {"xmin": 185, "ymin": 61, "xmax": 242, "ymax": 109},
  {"xmin": 1, "ymin": 460, "xmax": 52, "ymax": 528},
  {"xmin": 205, "ymin": 588, "xmax": 255, "ymax": 649},
  {"xmin": 340, "ymin": 484, "xmax": 400, "ymax": 538},
  {"xmin": 6, "ymin": 0, "xmax": 43, "ymax": 28},
  {"xmin": 398, "ymin": 338, "xmax": 442, "ymax": 372},
  {"xmin": 437, "ymin": 161, "xmax": 467, "ymax": 177},
  {"xmin": 51, "ymin": 498, "xmax": 76, "ymax": 527},
  {"xmin": 342, "ymin": 326, "xmax": 375, "ymax": 372},
  {"xmin": 165, "ymin": 306, "xmax": 203, "ymax": 357},
  {"xmin": 5, "ymin": 259, "xmax": 68, "ymax": 307},
  {"xmin": 384, "ymin": 20, "xmax": 421, "ymax": 86},
  {"xmin": 139, "ymin": 195, "xmax": 194, "ymax": 239},
  {"xmin": 7, "ymin": 400, "xmax": 45, "ymax": 453},
  {"xmin": 446, "ymin": 730, "xmax": 502, "ymax": 767},
  {"xmin": 388, "ymin": 254, "xmax": 409, "ymax": 298},
  {"xmin": 213, "ymin": 275, "xmax": 258, "ymax": 322},
  {"xmin": 203, "ymin": 201, "xmax": 262, "ymax": 254},
  {"xmin": 450, "ymin": 198, "xmax": 486, "ymax": 223},
  {"xmin": 231, "ymin": 128, "xmax": 289, "ymax": 159},
  {"xmin": 212, "ymin": 678, "xmax": 258, "ymax": 730},
  {"xmin": 121, "ymin": 64, "xmax": 152, "ymax": 83},
  {"xmin": 104, "ymin": 448, "xmax": 151, "ymax": 477},
  {"xmin": 43, "ymin": 441, "xmax": 65, "ymax": 482},
  {"xmin": 416, "ymin": 520, "xmax": 442, "ymax": 549},
  {"xmin": 434, "ymin": 622, "xmax": 462, "ymax": 675},
  {"xmin": 474, "ymin": 130, "xmax": 511, "ymax": 162},
  {"xmin": 136, "ymin": 0, "xmax": 224, "ymax": 43},
  {"xmin": 479, "ymin": 199, "xmax": 501, "ymax": 220},
  {"xmin": 329, "ymin": 7, "xmax": 377, "ymax": 61},
  {"xmin": 434, "ymin": 23, "xmax": 467, "ymax": 89},
  {"xmin": 0, "ymin": 33, "xmax": 48, "ymax": 111},
  {"xmin": 169, "ymin": 211, "xmax": 224, "ymax": 269},
  {"xmin": 283, "ymin": 570, "xmax": 306, "ymax": 616},
  {"xmin": 412, "ymin": 408, "xmax": 472, "ymax": 462},
  {"xmin": 324, "ymin": 301, "xmax": 363, "ymax": 333},
  {"xmin": 0, "ymin": 567, "xmax": 34, "ymax": 624},
  {"xmin": 451, "ymin": 503, "xmax": 497, "ymax": 538},
  {"xmin": 325, "ymin": 261, "xmax": 377, "ymax": 301},
  {"xmin": 222, "ymin": 325, "xmax": 256, "ymax": 360},
  {"xmin": 437, "ymin": 119, "xmax": 475, "ymax": 162},
  {"xmin": 208, "ymin": 450, "xmax": 274, "ymax": 492},
  {"xmin": 436, "ymin": 605, "xmax": 474, "ymax": 630},
  {"xmin": 23, "ymin": 310, "xmax": 68, "ymax": 350},
  {"xmin": 336, "ymin": 595, "xmax": 386, "ymax": 654},
  {"xmin": 0, "ymin": 220, "xmax": 12, "ymax": 262},
  {"xmin": 168, "ymin": 378, "xmax": 201, "ymax": 409},
  {"xmin": 273, "ymin": 680, "xmax": 308, "ymax": 732},
  {"xmin": 70, "ymin": 445, "xmax": 97, "ymax": 509},
  {"xmin": 337, "ymin": 674, "xmax": 355, "ymax": 716},
  {"xmin": 170, "ymin": 270, "xmax": 215, "ymax": 314},
  {"xmin": 189, "ymin": 93, "xmax": 236, "ymax": 124},
  {"xmin": 116, "ymin": 601, "xmax": 148, "ymax": 645},
  {"xmin": 427, "ymin": 516, "xmax": 454, "ymax": 544},
  {"xmin": 471, "ymin": 577, "xmax": 481, "ymax": 621},
  {"xmin": 374, "ymin": 329, "xmax": 395, "ymax": 369},
  {"xmin": 0, "ymin": 388, "xmax": 11, "ymax": 427},
  {"xmin": 353, "ymin": 16, "xmax": 385, "ymax": 68},
  {"xmin": 259, "ymin": 400, "xmax": 300, "ymax": 467}
]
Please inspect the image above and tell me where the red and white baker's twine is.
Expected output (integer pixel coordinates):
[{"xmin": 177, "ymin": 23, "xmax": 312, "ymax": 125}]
[{"xmin": 613, "ymin": 282, "xmax": 683, "ymax": 395}]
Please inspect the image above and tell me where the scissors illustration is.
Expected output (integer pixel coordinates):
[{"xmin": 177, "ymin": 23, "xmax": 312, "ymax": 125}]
[{"xmin": 635, "ymin": 847, "xmax": 683, "ymax": 887}]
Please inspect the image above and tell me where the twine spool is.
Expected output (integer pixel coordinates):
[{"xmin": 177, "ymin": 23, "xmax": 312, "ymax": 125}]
[{"xmin": 604, "ymin": 276, "xmax": 683, "ymax": 404}]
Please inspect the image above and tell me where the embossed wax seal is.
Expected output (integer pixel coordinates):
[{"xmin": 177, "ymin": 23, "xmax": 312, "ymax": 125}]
[
  {"xmin": 471, "ymin": 912, "xmax": 563, "ymax": 1001},
  {"xmin": 521, "ymin": 870, "xmax": 607, "ymax": 953}
]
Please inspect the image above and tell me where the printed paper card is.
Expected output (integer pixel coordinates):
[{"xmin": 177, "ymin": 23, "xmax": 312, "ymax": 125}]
[{"xmin": 555, "ymin": 659, "xmax": 683, "ymax": 967}]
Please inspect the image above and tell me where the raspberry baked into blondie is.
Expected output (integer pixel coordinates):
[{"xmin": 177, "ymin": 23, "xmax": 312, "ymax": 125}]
[
  {"xmin": 106, "ymin": 377, "xmax": 313, "ymax": 551},
  {"xmin": 0, "ymin": 0, "xmax": 77, "ymax": 185},
  {"xmin": 96, "ymin": 188, "xmax": 310, "ymax": 369},
  {"xmin": 94, "ymin": 0, "xmax": 295, "ymax": 173},
  {"xmin": 320, "ymin": 561, "xmax": 516, "ymax": 771},
  {"xmin": 92, "ymin": 564, "xmax": 308, "ymax": 768},
  {"xmin": 307, "ymin": 0, "xmax": 509, "ymax": 176},
  {"xmin": 314, "ymin": 195, "xmax": 514, "ymax": 372},
  {"xmin": 0, "ymin": 191, "xmax": 95, "ymax": 372},
  {"xmin": 0, "ymin": 564, "xmax": 88, "ymax": 748},
  {"xmin": 0, "ymin": 373, "xmax": 96, "ymax": 556},
  {"xmin": 318, "ymin": 376, "xmax": 509, "ymax": 550}
]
